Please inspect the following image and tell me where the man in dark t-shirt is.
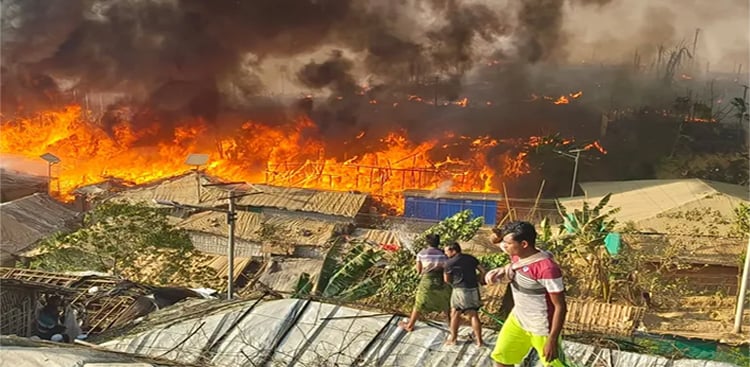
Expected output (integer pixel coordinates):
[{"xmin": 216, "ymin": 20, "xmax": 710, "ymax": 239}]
[{"xmin": 444, "ymin": 242, "xmax": 486, "ymax": 346}]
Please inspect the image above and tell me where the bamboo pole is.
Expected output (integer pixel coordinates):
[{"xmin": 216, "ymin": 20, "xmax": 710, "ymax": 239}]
[
  {"xmin": 502, "ymin": 183, "xmax": 513, "ymax": 221},
  {"xmin": 529, "ymin": 180, "xmax": 546, "ymax": 219}
]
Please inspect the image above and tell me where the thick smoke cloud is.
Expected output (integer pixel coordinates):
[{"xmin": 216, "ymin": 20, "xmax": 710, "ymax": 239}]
[{"xmin": 2, "ymin": 0, "xmax": 747, "ymax": 126}]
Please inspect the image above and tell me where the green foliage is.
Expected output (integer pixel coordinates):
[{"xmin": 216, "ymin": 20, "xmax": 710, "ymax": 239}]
[
  {"xmin": 294, "ymin": 237, "xmax": 383, "ymax": 302},
  {"xmin": 544, "ymin": 197, "xmax": 699, "ymax": 306},
  {"xmin": 373, "ymin": 210, "xmax": 484, "ymax": 311},
  {"xmin": 28, "ymin": 202, "xmax": 216, "ymax": 287},
  {"xmin": 412, "ymin": 209, "xmax": 484, "ymax": 249},
  {"xmin": 477, "ymin": 252, "xmax": 510, "ymax": 270},
  {"xmin": 733, "ymin": 202, "xmax": 750, "ymax": 236},
  {"xmin": 551, "ymin": 194, "xmax": 621, "ymax": 302}
]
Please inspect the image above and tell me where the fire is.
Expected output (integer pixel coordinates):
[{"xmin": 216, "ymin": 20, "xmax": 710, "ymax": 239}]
[
  {"xmin": 0, "ymin": 105, "xmax": 539, "ymax": 211},
  {"xmin": 529, "ymin": 91, "xmax": 583, "ymax": 105},
  {"xmin": 582, "ymin": 140, "xmax": 607, "ymax": 154}
]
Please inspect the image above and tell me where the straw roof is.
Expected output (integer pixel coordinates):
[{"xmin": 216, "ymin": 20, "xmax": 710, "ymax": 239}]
[
  {"xmin": 177, "ymin": 211, "xmax": 349, "ymax": 248},
  {"xmin": 0, "ymin": 194, "xmax": 81, "ymax": 255},
  {"xmin": 239, "ymin": 184, "xmax": 369, "ymax": 218}
]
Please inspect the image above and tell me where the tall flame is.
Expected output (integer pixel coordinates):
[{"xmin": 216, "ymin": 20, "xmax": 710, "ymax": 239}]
[{"xmin": 0, "ymin": 105, "xmax": 539, "ymax": 211}]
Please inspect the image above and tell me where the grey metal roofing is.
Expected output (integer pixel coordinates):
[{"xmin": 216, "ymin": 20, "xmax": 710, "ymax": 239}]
[
  {"xmin": 98, "ymin": 298, "xmax": 739, "ymax": 367},
  {"xmin": 0, "ymin": 193, "xmax": 81, "ymax": 254}
]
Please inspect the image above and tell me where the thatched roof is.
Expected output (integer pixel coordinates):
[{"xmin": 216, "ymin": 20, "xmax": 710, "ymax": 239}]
[
  {"xmin": 96, "ymin": 173, "xmax": 370, "ymax": 218},
  {"xmin": 0, "ymin": 169, "xmax": 47, "ymax": 203},
  {"xmin": 177, "ymin": 211, "xmax": 349, "ymax": 247},
  {"xmin": 238, "ymin": 184, "xmax": 369, "ymax": 218},
  {"xmin": 102, "ymin": 172, "xmax": 229, "ymax": 207},
  {"xmin": 0, "ymin": 194, "xmax": 81, "ymax": 255}
]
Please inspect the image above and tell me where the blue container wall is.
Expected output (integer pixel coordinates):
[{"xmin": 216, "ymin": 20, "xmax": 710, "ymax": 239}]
[{"xmin": 404, "ymin": 196, "xmax": 497, "ymax": 225}]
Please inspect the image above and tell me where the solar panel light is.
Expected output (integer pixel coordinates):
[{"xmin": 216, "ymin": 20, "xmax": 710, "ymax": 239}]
[
  {"xmin": 40, "ymin": 152, "xmax": 61, "ymax": 164},
  {"xmin": 185, "ymin": 153, "xmax": 209, "ymax": 167}
]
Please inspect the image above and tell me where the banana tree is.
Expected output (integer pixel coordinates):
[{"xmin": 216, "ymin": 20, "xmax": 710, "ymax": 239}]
[
  {"xmin": 551, "ymin": 194, "xmax": 621, "ymax": 302},
  {"xmin": 293, "ymin": 237, "xmax": 383, "ymax": 302}
]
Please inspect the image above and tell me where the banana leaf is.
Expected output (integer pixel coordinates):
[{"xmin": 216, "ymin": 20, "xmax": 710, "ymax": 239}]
[
  {"xmin": 322, "ymin": 248, "xmax": 382, "ymax": 298},
  {"xmin": 292, "ymin": 272, "xmax": 313, "ymax": 298},
  {"xmin": 336, "ymin": 277, "xmax": 379, "ymax": 302},
  {"xmin": 313, "ymin": 236, "xmax": 346, "ymax": 294}
]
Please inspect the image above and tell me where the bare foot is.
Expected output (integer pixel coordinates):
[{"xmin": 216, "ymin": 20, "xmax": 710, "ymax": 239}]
[
  {"xmin": 444, "ymin": 339, "xmax": 457, "ymax": 346},
  {"xmin": 397, "ymin": 321, "xmax": 414, "ymax": 332},
  {"xmin": 475, "ymin": 340, "xmax": 484, "ymax": 347}
]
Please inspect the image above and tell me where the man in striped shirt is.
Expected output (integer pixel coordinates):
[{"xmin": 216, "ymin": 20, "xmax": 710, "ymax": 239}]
[
  {"xmin": 398, "ymin": 234, "xmax": 451, "ymax": 332},
  {"xmin": 486, "ymin": 221, "xmax": 568, "ymax": 367}
]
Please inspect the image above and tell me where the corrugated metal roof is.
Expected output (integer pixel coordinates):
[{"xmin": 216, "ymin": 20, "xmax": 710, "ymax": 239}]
[
  {"xmin": 0, "ymin": 193, "xmax": 81, "ymax": 254},
  {"xmin": 241, "ymin": 184, "xmax": 369, "ymax": 218},
  {"xmin": 177, "ymin": 211, "xmax": 347, "ymax": 247},
  {"xmin": 98, "ymin": 299, "xmax": 739, "ymax": 367}
]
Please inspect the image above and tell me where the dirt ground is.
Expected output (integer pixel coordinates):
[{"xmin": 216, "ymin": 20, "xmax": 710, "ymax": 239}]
[{"xmin": 640, "ymin": 295, "xmax": 750, "ymax": 344}]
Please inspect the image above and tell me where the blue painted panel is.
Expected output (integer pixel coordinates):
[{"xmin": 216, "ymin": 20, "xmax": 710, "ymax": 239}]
[
  {"xmin": 402, "ymin": 196, "xmax": 498, "ymax": 224},
  {"xmin": 404, "ymin": 197, "xmax": 418, "ymax": 218}
]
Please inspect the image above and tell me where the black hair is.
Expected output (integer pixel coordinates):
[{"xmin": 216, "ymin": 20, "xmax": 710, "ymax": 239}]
[
  {"xmin": 446, "ymin": 242, "xmax": 462, "ymax": 253},
  {"xmin": 425, "ymin": 233, "xmax": 440, "ymax": 248},
  {"xmin": 500, "ymin": 221, "xmax": 537, "ymax": 246}
]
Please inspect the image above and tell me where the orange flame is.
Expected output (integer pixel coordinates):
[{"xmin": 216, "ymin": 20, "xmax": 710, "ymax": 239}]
[
  {"xmin": 0, "ymin": 105, "xmax": 541, "ymax": 211},
  {"xmin": 553, "ymin": 96, "xmax": 569, "ymax": 105}
]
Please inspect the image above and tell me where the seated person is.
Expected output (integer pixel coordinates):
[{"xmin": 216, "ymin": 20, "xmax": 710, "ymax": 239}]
[{"xmin": 35, "ymin": 294, "xmax": 67, "ymax": 342}]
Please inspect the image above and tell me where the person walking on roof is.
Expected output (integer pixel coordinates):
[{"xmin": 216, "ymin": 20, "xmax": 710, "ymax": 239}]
[
  {"xmin": 485, "ymin": 221, "xmax": 568, "ymax": 367},
  {"xmin": 444, "ymin": 241, "xmax": 486, "ymax": 346},
  {"xmin": 398, "ymin": 233, "xmax": 451, "ymax": 332}
]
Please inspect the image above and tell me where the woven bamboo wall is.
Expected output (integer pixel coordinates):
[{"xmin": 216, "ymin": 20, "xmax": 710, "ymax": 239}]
[
  {"xmin": 0, "ymin": 286, "xmax": 37, "ymax": 337},
  {"xmin": 565, "ymin": 299, "xmax": 645, "ymax": 336},
  {"xmin": 482, "ymin": 284, "xmax": 645, "ymax": 337}
]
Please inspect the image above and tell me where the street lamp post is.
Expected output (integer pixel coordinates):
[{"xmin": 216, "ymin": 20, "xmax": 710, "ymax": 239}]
[
  {"xmin": 554, "ymin": 148, "xmax": 585, "ymax": 197},
  {"xmin": 185, "ymin": 153, "xmax": 209, "ymax": 203},
  {"xmin": 40, "ymin": 153, "xmax": 61, "ymax": 195}
]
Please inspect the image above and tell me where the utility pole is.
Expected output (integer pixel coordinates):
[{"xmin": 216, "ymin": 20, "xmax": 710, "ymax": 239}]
[
  {"xmin": 155, "ymin": 184, "xmax": 262, "ymax": 301},
  {"xmin": 734, "ymin": 236, "xmax": 750, "ymax": 333}
]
